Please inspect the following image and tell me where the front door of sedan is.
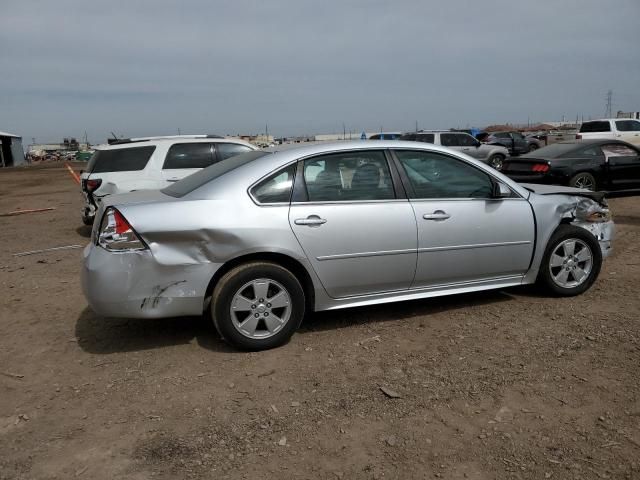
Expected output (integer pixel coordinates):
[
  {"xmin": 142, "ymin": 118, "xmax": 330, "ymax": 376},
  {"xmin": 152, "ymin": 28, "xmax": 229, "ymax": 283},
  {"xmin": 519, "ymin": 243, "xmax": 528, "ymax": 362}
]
[
  {"xmin": 289, "ymin": 150, "xmax": 417, "ymax": 298},
  {"xmin": 392, "ymin": 149, "xmax": 535, "ymax": 288},
  {"xmin": 602, "ymin": 143, "xmax": 640, "ymax": 189}
]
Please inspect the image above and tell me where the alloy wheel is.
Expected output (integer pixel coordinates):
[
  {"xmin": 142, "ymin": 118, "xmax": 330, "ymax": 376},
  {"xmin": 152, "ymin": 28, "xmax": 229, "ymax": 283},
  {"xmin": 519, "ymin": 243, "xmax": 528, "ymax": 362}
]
[
  {"xmin": 230, "ymin": 278, "xmax": 292, "ymax": 339},
  {"xmin": 549, "ymin": 238, "xmax": 593, "ymax": 288},
  {"xmin": 573, "ymin": 174, "xmax": 595, "ymax": 191}
]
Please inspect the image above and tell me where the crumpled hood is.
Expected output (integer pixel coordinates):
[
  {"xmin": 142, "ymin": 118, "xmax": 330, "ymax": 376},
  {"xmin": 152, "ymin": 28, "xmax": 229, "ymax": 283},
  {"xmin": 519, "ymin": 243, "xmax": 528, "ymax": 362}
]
[{"xmin": 519, "ymin": 183, "xmax": 606, "ymax": 204}]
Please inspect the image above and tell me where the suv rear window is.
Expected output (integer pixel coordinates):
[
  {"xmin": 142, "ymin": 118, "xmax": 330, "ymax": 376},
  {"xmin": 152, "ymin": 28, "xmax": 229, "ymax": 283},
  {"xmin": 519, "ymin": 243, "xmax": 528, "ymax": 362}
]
[
  {"xmin": 580, "ymin": 121, "xmax": 611, "ymax": 133},
  {"xmin": 87, "ymin": 146, "xmax": 155, "ymax": 173},
  {"xmin": 400, "ymin": 133, "xmax": 434, "ymax": 143}
]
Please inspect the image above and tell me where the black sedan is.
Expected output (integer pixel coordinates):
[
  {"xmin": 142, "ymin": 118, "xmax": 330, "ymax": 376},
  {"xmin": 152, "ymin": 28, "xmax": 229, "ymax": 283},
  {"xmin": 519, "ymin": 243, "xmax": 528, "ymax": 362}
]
[{"xmin": 501, "ymin": 139, "xmax": 640, "ymax": 192}]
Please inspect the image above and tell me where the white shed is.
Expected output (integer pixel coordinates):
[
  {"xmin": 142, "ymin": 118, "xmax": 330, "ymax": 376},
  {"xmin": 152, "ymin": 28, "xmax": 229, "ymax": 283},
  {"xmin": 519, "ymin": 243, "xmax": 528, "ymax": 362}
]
[{"xmin": 0, "ymin": 131, "xmax": 26, "ymax": 167}]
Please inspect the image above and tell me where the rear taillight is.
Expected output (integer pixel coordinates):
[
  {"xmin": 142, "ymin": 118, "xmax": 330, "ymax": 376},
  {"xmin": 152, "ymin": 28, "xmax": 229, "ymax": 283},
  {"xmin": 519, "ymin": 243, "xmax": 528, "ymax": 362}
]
[
  {"xmin": 576, "ymin": 134, "xmax": 582, "ymax": 140},
  {"xmin": 531, "ymin": 163, "xmax": 550, "ymax": 173},
  {"xmin": 84, "ymin": 178, "xmax": 102, "ymax": 192},
  {"xmin": 98, "ymin": 208, "xmax": 147, "ymax": 251}
]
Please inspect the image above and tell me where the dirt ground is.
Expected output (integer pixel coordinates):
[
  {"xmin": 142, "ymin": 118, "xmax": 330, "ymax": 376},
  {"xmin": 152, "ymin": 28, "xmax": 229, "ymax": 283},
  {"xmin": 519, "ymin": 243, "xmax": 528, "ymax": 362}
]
[{"xmin": 1, "ymin": 162, "xmax": 639, "ymax": 480}]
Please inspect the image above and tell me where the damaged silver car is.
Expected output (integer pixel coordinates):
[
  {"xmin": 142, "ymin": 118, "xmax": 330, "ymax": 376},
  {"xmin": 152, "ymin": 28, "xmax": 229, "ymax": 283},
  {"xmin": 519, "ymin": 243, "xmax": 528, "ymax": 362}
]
[{"xmin": 82, "ymin": 141, "xmax": 614, "ymax": 350}]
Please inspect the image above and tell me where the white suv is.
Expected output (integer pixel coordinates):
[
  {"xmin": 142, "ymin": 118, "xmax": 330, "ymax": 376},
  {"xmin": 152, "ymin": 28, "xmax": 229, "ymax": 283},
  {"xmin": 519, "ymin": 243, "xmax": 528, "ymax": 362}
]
[
  {"xmin": 399, "ymin": 131, "xmax": 510, "ymax": 170},
  {"xmin": 80, "ymin": 135, "xmax": 256, "ymax": 224},
  {"xmin": 577, "ymin": 119, "xmax": 640, "ymax": 146}
]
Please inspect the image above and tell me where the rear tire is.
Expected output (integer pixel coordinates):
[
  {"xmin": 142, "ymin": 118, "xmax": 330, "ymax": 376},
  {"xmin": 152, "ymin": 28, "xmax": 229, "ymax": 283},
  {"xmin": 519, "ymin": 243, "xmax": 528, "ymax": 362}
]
[
  {"xmin": 569, "ymin": 172, "xmax": 596, "ymax": 191},
  {"xmin": 81, "ymin": 215, "xmax": 94, "ymax": 226},
  {"xmin": 211, "ymin": 261, "xmax": 305, "ymax": 350},
  {"xmin": 538, "ymin": 225, "xmax": 602, "ymax": 296}
]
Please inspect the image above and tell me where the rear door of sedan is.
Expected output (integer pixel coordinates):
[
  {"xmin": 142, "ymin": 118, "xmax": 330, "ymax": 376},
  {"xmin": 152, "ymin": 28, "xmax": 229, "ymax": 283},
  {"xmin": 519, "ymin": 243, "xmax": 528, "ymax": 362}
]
[
  {"xmin": 391, "ymin": 149, "xmax": 535, "ymax": 288},
  {"xmin": 288, "ymin": 149, "xmax": 417, "ymax": 298},
  {"xmin": 601, "ymin": 143, "xmax": 640, "ymax": 189}
]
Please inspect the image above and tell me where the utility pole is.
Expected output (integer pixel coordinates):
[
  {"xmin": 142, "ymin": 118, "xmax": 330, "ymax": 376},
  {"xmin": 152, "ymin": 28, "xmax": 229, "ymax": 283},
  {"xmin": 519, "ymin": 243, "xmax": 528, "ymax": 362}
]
[
  {"xmin": 342, "ymin": 123, "xmax": 346, "ymax": 140},
  {"xmin": 265, "ymin": 123, "xmax": 269, "ymax": 142},
  {"xmin": 415, "ymin": 120, "xmax": 418, "ymax": 132},
  {"xmin": 605, "ymin": 90, "xmax": 613, "ymax": 117}
]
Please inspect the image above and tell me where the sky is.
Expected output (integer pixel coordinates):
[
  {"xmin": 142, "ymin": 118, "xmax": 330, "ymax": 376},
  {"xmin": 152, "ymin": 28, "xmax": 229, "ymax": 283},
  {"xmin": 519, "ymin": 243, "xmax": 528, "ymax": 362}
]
[{"xmin": 1, "ymin": 0, "xmax": 639, "ymax": 145}]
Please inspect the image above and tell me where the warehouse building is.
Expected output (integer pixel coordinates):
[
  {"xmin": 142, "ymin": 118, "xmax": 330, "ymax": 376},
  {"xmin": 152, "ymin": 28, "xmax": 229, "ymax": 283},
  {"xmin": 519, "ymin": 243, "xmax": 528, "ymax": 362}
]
[{"xmin": 0, "ymin": 131, "xmax": 26, "ymax": 167}]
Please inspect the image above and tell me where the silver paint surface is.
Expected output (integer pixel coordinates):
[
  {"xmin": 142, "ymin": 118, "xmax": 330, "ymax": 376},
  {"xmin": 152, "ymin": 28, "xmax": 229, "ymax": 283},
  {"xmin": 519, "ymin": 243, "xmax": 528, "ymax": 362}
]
[{"xmin": 81, "ymin": 141, "xmax": 614, "ymax": 319}]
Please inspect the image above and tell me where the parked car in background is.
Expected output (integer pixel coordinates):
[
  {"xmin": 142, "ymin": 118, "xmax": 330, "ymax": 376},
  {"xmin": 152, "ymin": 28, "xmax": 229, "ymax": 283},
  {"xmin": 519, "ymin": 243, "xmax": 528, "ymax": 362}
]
[
  {"xmin": 486, "ymin": 131, "xmax": 529, "ymax": 155},
  {"xmin": 525, "ymin": 135, "xmax": 545, "ymax": 152},
  {"xmin": 577, "ymin": 119, "xmax": 640, "ymax": 146},
  {"xmin": 83, "ymin": 141, "xmax": 613, "ymax": 350},
  {"xmin": 501, "ymin": 139, "xmax": 640, "ymax": 192},
  {"xmin": 369, "ymin": 132, "xmax": 402, "ymax": 140},
  {"xmin": 80, "ymin": 135, "xmax": 256, "ymax": 225},
  {"xmin": 399, "ymin": 130, "xmax": 509, "ymax": 169}
]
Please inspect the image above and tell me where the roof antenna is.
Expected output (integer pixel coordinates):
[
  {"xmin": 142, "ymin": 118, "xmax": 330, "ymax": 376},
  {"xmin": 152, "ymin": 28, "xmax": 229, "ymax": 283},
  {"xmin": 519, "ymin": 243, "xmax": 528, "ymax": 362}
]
[{"xmin": 110, "ymin": 131, "xmax": 118, "ymax": 140}]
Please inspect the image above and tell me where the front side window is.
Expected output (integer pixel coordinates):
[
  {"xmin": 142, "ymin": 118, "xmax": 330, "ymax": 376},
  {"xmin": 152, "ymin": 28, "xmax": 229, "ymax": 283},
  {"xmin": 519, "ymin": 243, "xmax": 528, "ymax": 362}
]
[
  {"xmin": 395, "ymin": 150, "xmax": 494, "ymax": 199},
  {"xmin": 217, "ymin": 143, "xmax": 253, "ymax": 160},
  {"xmin": 602, "ymin": 144, "xmax": 637, "ymax": 158},
  {"xmin": 303, "ymin": 151, "xmax": 395, "ymax": 202},
  {"xmin": 615, "ymin": 120, "xmax": 640, "ymax": 132},
  {"xmin": 250, "ymin": 165, "xmax": 296, "ymax": 204},
  {"xmin": 163, "ymin": 143, "xmax": 214, "ymax": 169}
]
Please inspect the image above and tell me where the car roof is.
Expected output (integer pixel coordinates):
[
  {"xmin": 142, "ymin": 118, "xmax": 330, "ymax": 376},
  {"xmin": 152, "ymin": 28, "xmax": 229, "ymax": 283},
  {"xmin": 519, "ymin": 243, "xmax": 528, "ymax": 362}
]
[{"xmin": 190, "ymin": 140, "xmax": 531, "ymax": 200}]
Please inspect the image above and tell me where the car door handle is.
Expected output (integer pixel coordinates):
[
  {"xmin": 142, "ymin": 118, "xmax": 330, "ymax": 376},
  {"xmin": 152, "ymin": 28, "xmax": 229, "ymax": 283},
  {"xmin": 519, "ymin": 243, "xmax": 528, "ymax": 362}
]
[
  {"xmin": 423, "ymin": 211, "xmax": 451, "ymax": 221},
  {"xmin": 166, "ymin": 178, "xmax": 180, "ymax": 182},
  {"xmin": 295, "ymin": 216, "xmax": 327, "ymax": 226}
]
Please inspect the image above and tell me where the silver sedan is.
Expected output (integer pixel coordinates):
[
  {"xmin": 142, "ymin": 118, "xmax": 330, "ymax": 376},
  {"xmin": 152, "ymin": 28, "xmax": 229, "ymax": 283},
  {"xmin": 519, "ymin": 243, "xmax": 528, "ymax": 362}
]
[{"xmin": 82, "ymin": 141, "xmax": 614, "ymax": 350}]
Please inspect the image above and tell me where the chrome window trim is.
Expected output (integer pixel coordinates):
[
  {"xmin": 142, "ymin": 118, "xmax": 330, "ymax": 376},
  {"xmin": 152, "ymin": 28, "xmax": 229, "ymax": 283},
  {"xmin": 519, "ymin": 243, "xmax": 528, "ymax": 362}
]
[{"xmin": 291, "ymin": 198, "xmax": 409, "ymax": 206}]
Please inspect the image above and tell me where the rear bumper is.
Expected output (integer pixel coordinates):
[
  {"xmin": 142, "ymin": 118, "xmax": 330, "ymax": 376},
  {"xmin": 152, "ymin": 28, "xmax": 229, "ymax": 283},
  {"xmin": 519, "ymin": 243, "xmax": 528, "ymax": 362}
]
[{"xmin": 81, "ymin": 243, "xmax": 217, "ymax": 319}]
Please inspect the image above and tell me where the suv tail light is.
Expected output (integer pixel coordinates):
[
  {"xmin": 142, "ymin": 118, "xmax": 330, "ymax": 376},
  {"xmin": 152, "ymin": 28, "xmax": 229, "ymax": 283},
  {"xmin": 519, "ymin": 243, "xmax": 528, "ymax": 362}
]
[
  {"xmin": 84, "ymin": 178, "xmax": 102, "ymax": 193},
  {"xmin": 98, "ymin": 208, "xmax": 147, "ymax": 251},
  {"xmin": 531, "ymin": 163, "xmax": 550, "ymax": 173},
  {"xmin": 576, "ymin": 134, "xmax": 582, "ymax": 140}
]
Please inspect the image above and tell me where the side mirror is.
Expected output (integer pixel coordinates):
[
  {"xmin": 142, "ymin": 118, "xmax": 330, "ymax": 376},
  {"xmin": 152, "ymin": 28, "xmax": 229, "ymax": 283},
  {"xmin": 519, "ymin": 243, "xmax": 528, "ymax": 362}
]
[
  {"xmin": 493, "ymin": 181, "xmax": 511, "ymax": 198},
  {"xmin": 474, "ymin": 140, "xmax": 481, "ymax": 147}
]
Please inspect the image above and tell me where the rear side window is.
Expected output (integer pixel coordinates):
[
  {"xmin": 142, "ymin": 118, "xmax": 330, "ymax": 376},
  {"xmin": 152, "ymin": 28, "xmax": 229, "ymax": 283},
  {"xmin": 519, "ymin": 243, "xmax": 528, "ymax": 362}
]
[
  {"xmin": 580, "ymin": 121, "xmax": 611, "ymax": 133},
  {"xmin": 250, "ymin": 165, "xmax": 296, "ymax": 204},
  {"xmin": 415, "ymin": 133, "xmax": 435, "ymax": 143},
  {"xmin": 87, "ymin": 146, "xmax": 155, "ymax": 173},
  {"xmin": 163, "ymin": 143, "xmax": 214, "ymax": 169},
  {"xmin": 302, "ymin": 151, "xmax": 395, "ymax": 202},
  {"xmin": 218, "ymin": 143, "xmax": 253, "ymax": 160}
]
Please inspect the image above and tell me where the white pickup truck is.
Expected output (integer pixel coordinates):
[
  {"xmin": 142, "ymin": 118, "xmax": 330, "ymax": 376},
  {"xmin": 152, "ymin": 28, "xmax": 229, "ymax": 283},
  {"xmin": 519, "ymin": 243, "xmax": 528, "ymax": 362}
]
[{"xmin": 577, "ymin": 118, "xmax": 640, "ymax": 146}]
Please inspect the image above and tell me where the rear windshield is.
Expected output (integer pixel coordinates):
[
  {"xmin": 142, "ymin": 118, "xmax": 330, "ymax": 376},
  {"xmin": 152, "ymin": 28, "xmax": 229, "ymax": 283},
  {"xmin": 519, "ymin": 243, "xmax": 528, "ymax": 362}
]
[
  {"xmin": 580, "ymin": 121, "xmax": 611, "ymax": 133},
  {"xmin": 521, "ymin": 142, "xmax": 579, "ymax": 158},
  {"xmin": 87, "ymin": 146, "xmax": 156, "ymax": 173},
  {"xmin": 162, "ymin": 150, "xmax": 270, "ymax": 197}
]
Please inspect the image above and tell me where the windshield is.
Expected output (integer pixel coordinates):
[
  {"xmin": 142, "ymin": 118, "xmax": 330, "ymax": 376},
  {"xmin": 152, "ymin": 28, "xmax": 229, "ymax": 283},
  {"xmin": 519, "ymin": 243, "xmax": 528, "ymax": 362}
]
[
  {"xmin": 521, "ymin": 142, "xmax": 579, "ymax": 158},
  {"xmin": 162, "ymin": 150, "xmax": 271, "ymax": 197}
]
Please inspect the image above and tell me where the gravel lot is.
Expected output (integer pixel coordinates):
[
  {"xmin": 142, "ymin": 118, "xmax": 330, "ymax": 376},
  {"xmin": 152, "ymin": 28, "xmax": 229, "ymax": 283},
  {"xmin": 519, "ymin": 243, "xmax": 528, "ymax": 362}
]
[{"xmin": 1, "ymin": 162, "xmax": 639, "ymax": 480}]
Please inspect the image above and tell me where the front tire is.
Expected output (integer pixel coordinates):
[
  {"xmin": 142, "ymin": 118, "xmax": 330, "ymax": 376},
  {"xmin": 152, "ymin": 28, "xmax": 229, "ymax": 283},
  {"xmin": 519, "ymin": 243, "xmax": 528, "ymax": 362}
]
[
  {"xmin": 488, "ymin": 154, "xmax": 505, "ymax": 170},
  {"xmin": 538, "ymin": 225, "xmax": 602, "ymax": 296},
  {"xmin": 211, "ymin": 262, "xmax": 305, "ymax": 350}
]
